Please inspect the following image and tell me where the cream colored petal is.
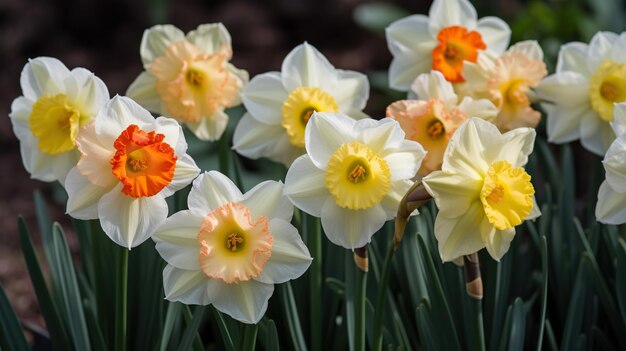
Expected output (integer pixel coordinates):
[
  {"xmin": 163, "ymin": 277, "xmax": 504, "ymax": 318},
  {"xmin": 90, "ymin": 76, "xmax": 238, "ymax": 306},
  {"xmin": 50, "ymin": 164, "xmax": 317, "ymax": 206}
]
[
  {"xmin": 153, "ymin": 210, "xmax": 203, "ymax": 270},
  {"xmin": 596, "ymin": 181, "xmax": 626, "ymax": 225},
  {"xmin": 476, "ymin": 17, "xmax": 511, "ymax": 54},
  {"xmin": 126, "ymin": 72, "xmax": 164, "ymax": 114},
  {"xmin": 428, "ymin": 0, "xmax": 478, "ymax": 35},
  {"xmin": 321, "ymin": 198, "xmax": 387, "ymax": 249},
  {"xmin": 161, "ymin": 153, "xmax": 200, "ymax": 198},
  {"xmin": 185, "ymin": 110, "xmax": 228, "ymax": 141},
  {"xmin": 163, "ymin": 265, "xmax": 212, "ymax": 305},
  {"xmin": 383, "ymin": 140, "xmax": 425, "ymax": 181},
  {"xmin": 284, "ymin": 155, "xmax": 328, "ymax": 217},
  {"xmin": 241, "ymin": 181, "xmax": 293, "ymax": 222},
  {"xmin": 356, "ymin": 118, "xmax": 405, "ymax": 154},
  {"xmin": 535, "ymin": 71, "xmax": 589, "ymax": 106},
  {"xmin": 490, "ymin": 126, "xmax": 536, "ymax": 167},
  {"xmin": 9, "ymin": 97, "xmax": 33, "ymax": 141},
  {"xmin": 434, "ymin": 201, "xmax": 485, "ymax": 262},
  {"xmin": 422, "ymin": 169, "xmax": 482, "ymax": 218},
  {"xmin": 603, "ymin": 136, "xmax": 626, "ymax": 191},
  {"xmin": 20, "ymin": 57, "xmax": 70, "ymax": 100},
  {"xmin": 587, "ymin": 31, "xmax": 619, "ymax": 73},
  {"xmin": 380, "ymin": 180, "xmax": 415, "ymax": 219},
  {"xmin": 608, "ymin": 33, "xmax": 626, "ymax": 64},
  {"xmin": 457, "ymin": 96, "xmax": 498, "ymax": 122},
  {"xmin": 580, "ymin": 114, "xmax": 614, "ymax": 156},
  {"xmin": 211, "ymin": 279, "xmax": 274, "ymax": 324},
  {"xmin": 526, "ymin": 196, "xmax": 542, "ymax": 221},
  {"xmin": 440, "ymin": 118, "xmax": 488, "ymax": 178},
  {"xmin": 386, "ymin": 14, "xmax": 434, "ymax": 55},
  {"xmin": 51, "ymin": 151, "xmax": 79, "ymax": 185},
  {"xmin": 76, "ymin": 123, "xmax": 117, "ymax": 188},
  {"xmin": 241, "ymin": 72, "xmax": 288, "ymax": 125},
  {"xmin": 186, "ymin": 23, "xmax": 232, "ymax": 55},
  {"xmin": 140, "ymin": 25, "xmax": 186, "ymax": 68},
  {"xmin": 17, "ymin": 136, "xmax": 55, "ymax": 182},
  {"xmin": 556, "ymin": 42, "xmax": 589, "ymax": 74},
  {"xmin": 95, "ymin": 96, "xmax": 155, "ymax": 144},
  {"xmin": 410, "ymin": 71, "xmax": 457, "ymax": 106},
  {"xmin": 507, "ymin": 40, "xmax": 543, "ymax": 61},
  {"xmin": 254, "ymin": 218, "xmax": 312, "ymax": 284},
  {"xmin": 389, "ymin": 52, "xmax": 433, "ymax": 92},
  {"xmin": 65, "ymin": 167, "xmax": 112, "ymax": 219},
  {"xmin": 153, "ymin": 116, "xmax": 186, "ymax": 156},
  {"xmin": 65, "ymin": 67, "xmax": 109, "ymax": 116},
  {"xmin": 187, "ymin": 171, "xmax": 242, "ymax": 215},
  {"xmin": 542, "ymin": 103, "xmax": 589, "ymax": 144},
  {"xmin": 482, "ymin": 220, "xmax": 515, "ymax": 261},
  {"xmin": 98, "ymin": 187, "xmax": 169, "ymax": 249},
  {"xmin": 332, "ymin": 69, "xmax": 369, "ymax": 113},
  {"xmin": 611, "ymin": 103, "xmax": 626, "ymax": 137},
  {"xmin": 305, "ymin": 112, "xmax": 356, "ymax": 169},
  {"xmin": 226, "ymin": 64, "xmax": 249, "ymax": 107},
  {"xmin": 281, "ymin": 42, "xmax": 337, "ymax": 92}
]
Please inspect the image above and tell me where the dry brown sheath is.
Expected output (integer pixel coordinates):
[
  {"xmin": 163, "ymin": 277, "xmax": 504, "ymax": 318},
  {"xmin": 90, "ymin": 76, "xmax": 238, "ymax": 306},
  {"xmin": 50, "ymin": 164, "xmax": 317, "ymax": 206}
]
[
  {"xmin": 353, "ymin": 245, "xmax": 369, "ymax": 272},
  {"xmin": 463, "ymin": 253, "xmax": 483, "ymax": 300},
  {"xmin": 393, "ymin": 181, "xmax": 431, "ymax": 250}
]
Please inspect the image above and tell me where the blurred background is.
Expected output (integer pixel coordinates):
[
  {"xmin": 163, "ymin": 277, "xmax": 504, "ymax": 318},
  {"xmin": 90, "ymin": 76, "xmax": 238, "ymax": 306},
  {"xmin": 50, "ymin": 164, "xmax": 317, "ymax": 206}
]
[{"xmin": 0, "ymin": 0, "xmax": 624, "ymax": 344}]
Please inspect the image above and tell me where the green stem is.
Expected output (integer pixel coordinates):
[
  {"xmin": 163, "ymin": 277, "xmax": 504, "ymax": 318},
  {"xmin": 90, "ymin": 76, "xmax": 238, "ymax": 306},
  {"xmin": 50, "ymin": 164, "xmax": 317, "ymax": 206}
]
[
  {"xmin": 355, "ymin": 264, "xmax": 368, "ymax": 351},
  {"xmin": 218, "ymin": 129, "xmax": 231, "ymax": 176},
  {"xmin": 308, "ymin": 215, "xmax": 322, "ymax": 351},
  {"xmin": 115, "ymin": 248, "xmax": 128, "ymax": 351},
  {"xmin": 242, "ymin": 323, "xmax": 259, "ymax": 351},
  {"xmin": 470, "ymin": 299, "xmax": 485, "ymax": 351},
  {"xmin": 373, "ymin": 243, "xmax": 394, "ymax": 351}
]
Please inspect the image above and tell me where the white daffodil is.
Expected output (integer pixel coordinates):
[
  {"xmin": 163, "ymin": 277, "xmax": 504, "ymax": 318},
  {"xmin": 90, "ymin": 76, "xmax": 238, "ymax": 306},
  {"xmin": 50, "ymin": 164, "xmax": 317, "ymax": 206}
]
[
  {"xmin": 153, "ymin": 171, "xmax": 311, "ymax": 324},
  {"xmin": 385, "ymin": 0, "xmax": 510, "ymax": 90},
  {"xmin": 596, "ymin": 103, "xmax": 626, "ymax": 224},
  {"xmin": 127, "ymin": 24, "xmax": 248, "ymax": 141},
  {"xmin": 65, "ymin": 96, "xmax": 200, "ymax": 249},
  {"xmin": 386, "ymin": 70, "xmax": 497, "ymax": 175},
  {"xmin": 232, "ymin": 42, "xmax": 369, "ymax": 167},
  {"xmin": 422, "ymin": 118, "xmax": 540, "ymax": 262},
  {"xmin": 284, "ymin": 112, "xmax": 425, "ymax": 249},
  {"xmin": 535, "ymin": 31, "xmax": 626, "ymax": 156},
  {"xmin": 459, "ymin": 40, "xmax": 547, "ymax": 131},
  {"xmin": 9, "ymin": 57, "xmax": 109, "ymax": 183}
]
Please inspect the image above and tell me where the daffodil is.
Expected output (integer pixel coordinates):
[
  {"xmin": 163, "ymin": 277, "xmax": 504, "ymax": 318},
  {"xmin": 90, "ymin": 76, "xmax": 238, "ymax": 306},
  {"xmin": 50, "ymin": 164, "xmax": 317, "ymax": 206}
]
[
  {"xmin": 385, "ymin": 0, "xmax": 510, "ymax": 90},
  {"xmin": 9, "ymin": 57, "xmax": 109, "ymax": 183},
  {"xmin": 459, "ymin": 40, "xmax": 547, "ymax": 131},
  {"xmin": 284, "ymin": 112, "xmax": 425, "ymax": 249},
  {"xmin": 535, "ymin": 31, "xmax": 626, "ymax": 156},
  {"xmin": 422, "ymin": 118, "xmax": 540, "ymax": 261},
  {"xmin": 232, "ymin": 43, "xmax": 369, "ymax": 166},
  {"xmin": 596, "ymin": 103, "xmax": 626, "ymax": 224},
  {"xmin": 386, "ymin": 70, "xmax": 497, "ymax": 175},
  {"xmin": 64, "ymin": 96, "xmax": 200, "ymax": 249},
  {"xmin": 152, "ymin": 171, "xmax": 311, "ymax": 324},
  {"xmin": 127, "ymin": 24, "xmax": 248, "ymax": 141}
]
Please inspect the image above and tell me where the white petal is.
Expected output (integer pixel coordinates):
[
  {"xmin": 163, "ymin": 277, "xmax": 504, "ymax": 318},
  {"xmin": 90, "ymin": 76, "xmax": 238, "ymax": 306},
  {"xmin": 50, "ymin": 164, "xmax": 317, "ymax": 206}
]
[
  {"xmin": 603, "ymin": 136, "xmax": 626, "ymax": 191},
  {"xmin": 383, "ymin": 140, "xmax": 425, "ymax": 181},
  {"xmin": 281, "ymin": 43, "xmax": 337, "ymax": 92},
  {"xmin": 185, "ymin": 110, "xmax": 228, "ymax": 141},
  {"xmin": 556, "ymin": 42, "xmax": 589, "ymax": 74},
  {"xmin": 283, "ymin": 156, "xmax": 328, "ymax": 218},
  {"xmin": 434, "ymin": 201, "xmax": 485, "ymax": 262},
  {"xmin": 428, "ymin": 0, "xmax": 478, "ymax": 35},
  {"xmin": 153, "ymin": 210, "xmax": 203, "ymax": 270},
  {"xmin": 587, "ymin": 31, "xmax": 619, "ymax": 73},
  {"xmin": 163, "ymin": 265, "xmax": 212, "ymax": 305},
  {"xmin": 20, "ymin": 57, "xmax": 70, "ymax": 100},
  {"xmin": 440, "ymin": 118, "xmax": 488, "ymax": 178},
  {"xmin": 18, "ymin": 136, "xmax": 56, "ymax": 182},
  {"xmin": 491, "ymin": 126, "xmax": 536, "ymax": 167},
  {"xmin": 535, "ymin": 72, "xmax": 589, "ymax": 107},
  {"xmin": 187, "ymin": 171, "xmax": 242, "ymax": 214},
  {"xmin": 476, "ymin": 17, "xmax": 511, "ymax": 54},
  {"xmin": 126, "ymin": 72, "xmax": 165, "ymax": 114},
  {"xmin": 423, "ymin": 170, "xmax": 482, "ymax": 219},
  {"xmin": 542, "ymin": 103, "xmax": 590, "ymax": 143},
  {"xmin": 482, "ymin": 221, "xmax": 515, "ymax": 261},
  {"xmin": 98, "ymin": 187, "xmax": 169, "ymax": 249},
  {"xmin": 507, "ymin": 40, "xmax": 543, "ymax": 61},
  {"xmin": 608, "ymin": 33, "xmax": 626, "ymax": 64},
  {"xmin": 186, "ymin": 23, "xmax": 232, "ymax": 55},
  {"xmin": 232, "ymin": 113, "xmax": 303, "ymax": 166},
  {"xmin": 595, "ymin": 181, "xmax": 626, "ymax": 225},
  {"xmin": 153, "ymin": 116, "xmax": 187, "ymax": 156},
  {"xmin": 410, "ymin": 71, "xmax": 457, "ymax": 105},
  {"xmin": 380, "ymin": 180, "xmax": 414, "ymax": 219},
  {"xmin": 9, "ymin": 97, "xmax": 32, "ymax": 139},
  {"xmin": 580, "ymin": 115, "xmax": 614, "ymax": 156},
  {"xmin": 211, "ymin": 280, "xmax": 274, "ymax": 324},
  {"xmin": 332, "ymin": 69, "xmax": 369, "ymax": 113},
  {"xmin": 241, "ymin": 181, "xmax": 293, "ymax": 222},
  {"xmin": 162, "ymin": 153, "xmax": 200, "ymax": 198},
  {"xmin": 241, "ymin": 72, "xmax": 288, "ymax": 125},
  {"xmin": 386, "ymin": 15, "xmax": 434, "ymax": 56},
  {"xmin": 255, "ymin": 218, "xmax": 312, "ymax": 284},
  {"xmin": 305, "ymin": 112, "xmax": 355, "ymax": 169},
  {"xmin": 457, "ymin": 97, "xmax": 498, "ymax": 121},
  {"xmin": 75, "ymin": 123, "xmax": 116, "ymax": 187},
  {"xmin": 320, "ymin": 198, "xmax": 387, "ymax": 249},
  {"xmin": 51, "ymin": 151, "xmax": 79, "ymax": 185},
  {"xmin": 65, "ymin": 68, "xmax": 109, "ymax": 116},
  {"xmin": 356, "ymin": 118, "xmax": 405, "ymax": 154},
  {"xmin": 65, "ymin": 167, "xmax": 112, "ymax": 219},
  {"xmin": 95, "ymin": 96, "xmax": 155, "ymax": 144},
  {"xmin": 140, "ymin": 25, "xmax": 186, "ymax": 68},
  {"xmin": 526, "ymin": 196, "xmax": 542, "ymax": 221},
  {"xmin": 611, "ymin": 103, "xmax": 626, "ymax": 137},
  {"xmin": 388, "ymin": 53, "xmax": 433, "ymax": 92}
]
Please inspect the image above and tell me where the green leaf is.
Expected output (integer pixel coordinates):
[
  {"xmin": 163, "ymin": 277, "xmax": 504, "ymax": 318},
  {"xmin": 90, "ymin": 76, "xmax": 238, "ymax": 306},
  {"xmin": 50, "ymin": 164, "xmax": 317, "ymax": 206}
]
[
  {"xmin": 616, "ymin": 239, "xmax": 626, "ymax": 326},
  {"xmin": 258, "ymin": 319, "xmax": 280, "ymax": 351},
  {"xmin": 278, "ymin": 282, "xmax": 308, "ymax": 351},
  {"xmin": 159, "ymin": 302, "xmax": 182, "ymax": 351},
  {"xmin": 508, "ymin": 298, "xmax": 526, "ymax": 351},
  {"xmin": 561, "ymin": 262, "xmax": 586, "ymax": 351},
  {"xmin": 211, "ymin": 306, "xmax": 238, "ymax": 351},
  {"xmin": 176, "ymin": 306, "xmax": 206, "ymax": 351},
  {"xmin": 536, "ymin": 237, "xmax": 549, "ymax": 351},
  {"xmin": 0, "ymin": 284, "xmax": 29, "ymax": 351}
]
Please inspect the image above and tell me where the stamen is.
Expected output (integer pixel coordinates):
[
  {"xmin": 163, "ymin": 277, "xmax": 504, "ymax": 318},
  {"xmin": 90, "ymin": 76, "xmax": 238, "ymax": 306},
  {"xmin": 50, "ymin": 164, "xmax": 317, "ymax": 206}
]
[
  {"xmin": 600, "ymin": 82, "xmax": 619, "ymax": 101},
  {"xmin": 185, "ymin": 69, "xmax": 204, "ymax": 87},
  {"xmin": 427, "ymin": 120, "xmax": 445, "ymax": 139},
  {"xmin": 301, "ymin": 108, "xmax": 315, "ymax": 125},
  {"xmin": 486, "ymin": 183, "xmax": 504, "ymax": 203},
  {"xmin": 348, "ymin": 165, "xmax": 366, "ymax": 183},
  {"xmin": 127, "ymin": 158, "xmax": 148, "ymax": 172},
  {"xmin": 226, "ymin": 233, "xmax": 244, "ymax": 252},
  {"xmin": 444, "ymin": 44, "xmax": 460, "ymax": 60}
]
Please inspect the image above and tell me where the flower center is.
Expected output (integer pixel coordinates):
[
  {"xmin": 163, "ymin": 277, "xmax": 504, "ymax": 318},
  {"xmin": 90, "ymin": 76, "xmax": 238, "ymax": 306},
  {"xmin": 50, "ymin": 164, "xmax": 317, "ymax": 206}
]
[
  {"xmin": 281, "ymin": 87, "xmax": 339, "ymax": 148},
  {"xmin": 432, "ymin": 26, "xmax": 486, "ymax": 83},
  {"xmin": 589, "ymin": 60, "xmax": 626, "ymax": 122},
  {"xmin": 185, "ymin": 68, "xmax": 205, "ymax": 89},
  {"xmin": 325, "ymin": 142, "xmax": 391, "ymax": 210},
  {"xmin": 110, "ymin": 124, "xmax": 177, "ymax": 198},
  {"xmin": 426, "ymin": 119, "xmax": 446, "ymax": 139},
  {"xmin": 197, "ymin": 202, "xmax": 273, "ymax": 284},
  {"xmin": 480, "ymin": 160, "xmax": 534, "ymax": 230},
  {"xmin": 29, "ymin": 94, "xmax": 87, "ymax": 155}
]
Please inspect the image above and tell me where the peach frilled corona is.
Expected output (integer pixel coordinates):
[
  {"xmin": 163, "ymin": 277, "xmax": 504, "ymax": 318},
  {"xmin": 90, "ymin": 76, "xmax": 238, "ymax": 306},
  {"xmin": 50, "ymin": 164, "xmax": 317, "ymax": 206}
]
[
  {"xmin": 9, "ymin": 57, "xmax": 109, "ymax": 183},
  {"xmin": 421, "ymin": 118, "xmax": 540, "ymax": 262},
  {"xmin": 64, "ymin": 96, "xmax": 200, "ymax": 249},
  {"xmin": 284, "ymin": 112, "xmax": 426, "ymax": 249},
  {"xmin": 460, "ymin": 41, "xmax": 547, "ymax": 131},
  {"xmin": 385, "ymin": 0, "xmax": 510, "ymax": 90},
  {"xmin": 127, "ymin": 24, "xmax": 248, "ymax": 141},
  {"xmin": 232, "ymin": 43, "xmax": 369, "ymax": 166},
  {"xmin": 153, "ymin": 171, "xmax": 311, "ymax": 324},
  {"xmin": 386, "ymin": 70, "xmax": 497, "ymax": 175}
]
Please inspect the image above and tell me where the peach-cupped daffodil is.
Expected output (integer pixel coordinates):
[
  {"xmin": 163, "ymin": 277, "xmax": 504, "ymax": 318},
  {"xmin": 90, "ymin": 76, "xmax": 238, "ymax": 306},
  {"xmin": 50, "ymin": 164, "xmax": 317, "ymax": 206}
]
[
  {"xmin": 596, "ymin": 103, "xmax": 626, "ymax": 224},
  {"xmin": 535, "ymin": 31, "xmax": 626, "ymax": 155},
  {"xmin": 459, "ymin": 40, "xmax": 547, "ymax": 131},
  {"xmin": 152, "ymin": 171, "xmax": 312, "ymax": 324},
  {"xmin": 422, "ymin": 118, "xmax": 540, "ymax": 262},
  {"xmin": 386, "ymin": 70, "xmax": 497, "ymax": 175},
  {"xmin": 232, "ymin": 43, "xmax": 369, "ymax": 166},
  {"xmin": 385, "ymin": 0, "xmax": 510, "ymax": 90},
  {"xmin": 284, "ymin": 112, "xmax": 425, "ymax": 249},
  {"xmin": 65, "ymin": 96, "xmax": 200, "ymax": 249},
  {"xmin": 127, "ymin": 24, "xmax": 248, "ymax": 141},
  {"xmin": 9, "ymin": 57, "xmax": 109, "ymax": 183}
]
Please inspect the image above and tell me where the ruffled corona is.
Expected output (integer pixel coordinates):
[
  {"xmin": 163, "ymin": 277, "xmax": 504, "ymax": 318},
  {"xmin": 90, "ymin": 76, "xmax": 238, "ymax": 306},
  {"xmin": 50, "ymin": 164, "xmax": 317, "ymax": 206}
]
[
  {"xmin": 589, "ymin": 60, "xmax": 626, "ymax": 122},
  {"xmin": 29, "ymin": 94, "xmax": 86, "ymax": 155},
  {"xmin": 281, "ymin": 87, "xmax": 339, "ymax": 147},
  {"xmin": 197, "ymin": 202, "xmax": 273, "ymax": 284},
  {"xmin": 432, "ymin": 26, "xmax": 486, "ymax": 83}
]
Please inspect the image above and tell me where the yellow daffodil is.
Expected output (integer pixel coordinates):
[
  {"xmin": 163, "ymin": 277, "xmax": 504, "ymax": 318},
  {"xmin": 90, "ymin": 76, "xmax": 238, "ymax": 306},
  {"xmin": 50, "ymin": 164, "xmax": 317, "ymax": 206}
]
[
  {"xmin": 385, "ymin": 0, "xmax": 510, "ymax": 90},
  {"xmin": 386, "ymin": 70, "xmax": 497, "ymax": 175},
  {"xmin": 9, "ymin": 57, "xmax": 109, "ymax": 183},
  {"xmin": 422, "ymin": 118, "xmax": 540, "ymax": 261},
  {"xmin": 596, "ymin": 103, "xmax": 626, "ymax": 223},
  {"xmin": 65, "ymin": 96, "xmax": 200, "ymax": 249},
  {"xmin": 284, "ymin": 112, "xmax": 425, "ymax": 249},
  {"xmin": 535, "ymin": 31, "xmax": 626, "ymax": 156},
  {"xmin": 459, "ymin": 40, "xmax": 547, "ymax": 131},
  {"xmin": 232, "ymin": 43, "xmax": 369, "ymax": 166},
  {"xmin": 127, "ymin": 24, "xmax": 248, "ymax": 141},
  {"xmin": 153, "ymin": 171, "xmax": 312, "ymax": 324}
]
